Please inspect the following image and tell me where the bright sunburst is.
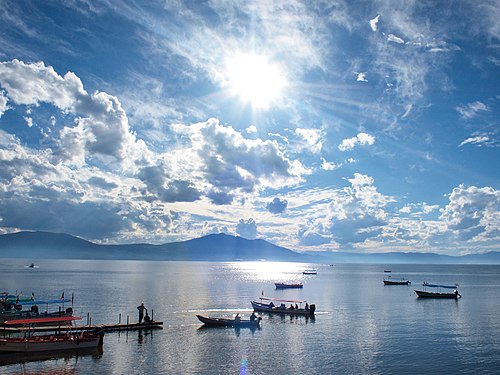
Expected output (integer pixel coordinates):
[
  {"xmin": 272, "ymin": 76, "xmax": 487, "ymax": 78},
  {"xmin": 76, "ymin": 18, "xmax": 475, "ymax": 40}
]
[{"xmin": 225, "ymin": 52, "xmax": 287, "ymax": 109}]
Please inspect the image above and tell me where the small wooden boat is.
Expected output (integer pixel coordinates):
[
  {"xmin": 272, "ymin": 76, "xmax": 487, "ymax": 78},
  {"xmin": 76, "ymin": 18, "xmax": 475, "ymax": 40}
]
[
  {"xmin": 0, "ymin": 316, "xmax": 104, "ymax": 353},
  {"xmin": 383, "ymin": 278, "xmax": 411, "ymax": 285},
  {"xmin": 275, "ymin": 283, "xmax": 303, "ymax": 289},
  {"xmin": 251, "ymin": 297, "xmax": 315, "ymax": 317},
  {"xmin": 196, "ymin": 314, "xmax": 261, "ymax": 327},
  {"xmin": 415, "ymin": 282, "xmax": 461, "ymax": 299},
  {"xmin": 302, "ymin": 270, "xmax": 317, "ymax": 275}
]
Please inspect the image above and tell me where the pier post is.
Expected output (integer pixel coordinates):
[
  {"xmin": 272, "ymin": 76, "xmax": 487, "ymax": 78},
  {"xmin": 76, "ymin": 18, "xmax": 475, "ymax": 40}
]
[
  {"xmin": 152, "ymin": 309, "xmax": 154, "ymax": 321},
  {"xmin": 119, "ymin": 313, "xmax": 121, "ymax": 324},
  {"xmin": 87, "ymin": 312, "xmax": 90, "ymax": 325},
  {"xmin": 127, "ymin": 315, "xmax": 129, "ymax": 325}
]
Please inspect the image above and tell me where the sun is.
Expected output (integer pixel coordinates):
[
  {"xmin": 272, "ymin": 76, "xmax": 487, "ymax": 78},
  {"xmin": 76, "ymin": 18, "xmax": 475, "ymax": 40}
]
[{"xmin": 224, "ymin": 52, "xmax": 287, "ymax": 109}]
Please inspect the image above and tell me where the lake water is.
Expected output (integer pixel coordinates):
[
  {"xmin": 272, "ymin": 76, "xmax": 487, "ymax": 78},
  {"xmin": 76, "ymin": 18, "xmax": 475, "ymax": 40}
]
[{"xmin": 1, "ymin": 260, "xmax": 499, "ymax": 374}]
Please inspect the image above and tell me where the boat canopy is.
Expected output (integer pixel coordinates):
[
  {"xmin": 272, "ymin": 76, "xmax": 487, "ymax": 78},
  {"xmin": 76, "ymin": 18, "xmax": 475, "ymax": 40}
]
[
  {"xmin": 4, "ymin": 316, "xmax": 82, "ymax": 325},
  {"xmin": 260, "ymin": 297, "xmax": 307, "ymax": 303},
  {"xmin": 423, "ymin": 282, "xmax": 458, "ymax": 289},
  {"xmin": 16, "ymin": 299, "xmax": 71, "ymax": 306}
]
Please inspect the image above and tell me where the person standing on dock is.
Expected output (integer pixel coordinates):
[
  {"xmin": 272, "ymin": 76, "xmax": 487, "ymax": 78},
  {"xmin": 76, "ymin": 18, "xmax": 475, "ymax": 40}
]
[{"xmin": 137, "ymin": 303, "xmax": 147, "ymax": 323}]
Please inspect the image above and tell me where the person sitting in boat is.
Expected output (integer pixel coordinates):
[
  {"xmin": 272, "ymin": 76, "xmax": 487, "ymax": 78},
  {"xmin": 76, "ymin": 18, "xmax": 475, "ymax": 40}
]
[
  {"xmin": 250, "ymin": 312, "xmax": 257, "ymax": 321},
  {"xmin": 289, "ymin": 304, "xmax": 294, "ymax": 310},
  {"xmin": 280, "ymin": 303, "xmax": 286, "ymax": 309},
  {"xmin": 144, "ymin": 313, "xmax": 152, "ymax": 323},
  {"xmin": 295, "ymin": 304, "xmax": 299, "ymax": 310},
  {"xmin": 269, "ymin": 301, "xmax": 275, "ymax": 308},
  {"xmin": 30, "ymin": 304, "xmax": 39, "ymax": 315},
  {"xmin": 305, "ymin": 302, "xmax": 309, "ymax": 311},
  {"xmin": 234, "ymin": 313, "xmax": 241, "ymax": 322}
]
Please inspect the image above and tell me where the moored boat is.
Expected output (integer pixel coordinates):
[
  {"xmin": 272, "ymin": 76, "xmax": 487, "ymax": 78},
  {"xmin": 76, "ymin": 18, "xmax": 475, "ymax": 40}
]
[
  {"xmin": 275, "ymin": 283, "xmax": 303, "ymax": 289},
  {"xmin": 415, "ymin": 282, "xmax": 461, "ymax": 299},
  {"xmin": 0, "ymin": 316, "xmax": 104, "ymax": 353},
  {"xmin": 251, "ymin": 297, "xmax": 315, "ymax": 317},
  {"xmin": 196, "ymin": 314, "xmax": 261, "ymax": 327},
  {"xmin": 302, "ymin": 270, "xmax": 317, "ymax": 275},
  {"xmin": 383, "ymin": 278, "xmax": 411, "ymax": 285}
]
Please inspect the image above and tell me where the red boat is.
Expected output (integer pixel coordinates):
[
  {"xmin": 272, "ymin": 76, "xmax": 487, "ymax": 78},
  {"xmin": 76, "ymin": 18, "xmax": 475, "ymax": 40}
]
[{"xmin": 0, "ymin": 316, "xmax": 104, "ymax": 353}]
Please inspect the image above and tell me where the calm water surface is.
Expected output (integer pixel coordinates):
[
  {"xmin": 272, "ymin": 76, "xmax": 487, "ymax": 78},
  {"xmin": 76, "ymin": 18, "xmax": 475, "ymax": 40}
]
[{"xmin": 1, "ymin": 260, "xmax": 499, "ymax": 374}]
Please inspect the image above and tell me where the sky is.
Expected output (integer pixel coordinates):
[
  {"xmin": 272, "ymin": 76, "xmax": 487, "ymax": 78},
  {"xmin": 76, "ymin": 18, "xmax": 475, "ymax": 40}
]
[{"xmin": 0, "ymin": 0, "xmax": 498, "ymax": 256}]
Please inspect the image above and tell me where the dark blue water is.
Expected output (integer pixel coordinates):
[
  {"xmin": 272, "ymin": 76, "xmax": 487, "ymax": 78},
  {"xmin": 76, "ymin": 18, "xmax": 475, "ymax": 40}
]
[{"xmin": 1, "ymin": 260, "xmax": 499, "ymax": 374}]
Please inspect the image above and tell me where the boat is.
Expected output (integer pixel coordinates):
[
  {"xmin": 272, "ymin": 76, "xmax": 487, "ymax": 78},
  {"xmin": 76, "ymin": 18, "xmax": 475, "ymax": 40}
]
[
  {"xmin": 302, "ymin": 270, "xmax": 317, "ymax": 275},
  {"xmin": 251, "ymin": 297, "xmax": 315, "ymax": 317},
  {"xmin": 414, "ymin": 282, "xmax": 461, "ymax": 299},
  {"xmin": 196, "ymin": 314, "xmax": 261, "ymax": 327},
  {"xmin": 275, "ymin": 283, "xmax": 303, "ymax": 289},
  {"xmin": 0, "ymin": 316, "xmax": 104, "ymax": 353},
  {"xmin": 1, "ymin": 297, "xmax": 74, "ymax": 326},
  {"xmin": 384, "ymin": 279, "xmax": 411, "ymax": 285}
]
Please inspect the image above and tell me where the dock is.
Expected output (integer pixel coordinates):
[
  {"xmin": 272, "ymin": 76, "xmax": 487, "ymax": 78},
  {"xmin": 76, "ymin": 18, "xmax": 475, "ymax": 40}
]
[{"xmin": 1, "ymin": 321, "xmax": 163, "ymax": 334}]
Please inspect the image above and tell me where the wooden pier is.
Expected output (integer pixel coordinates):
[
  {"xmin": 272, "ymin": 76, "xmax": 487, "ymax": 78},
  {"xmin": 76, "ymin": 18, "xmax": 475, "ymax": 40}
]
[{"xmin": 1, "ymin": 321, "xmax": 163, "ymax": 334}]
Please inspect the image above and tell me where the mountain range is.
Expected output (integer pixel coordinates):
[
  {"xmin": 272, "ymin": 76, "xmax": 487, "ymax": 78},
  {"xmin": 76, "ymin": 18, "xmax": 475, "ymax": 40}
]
[{"xmin": 0, "ymin": 231, "xmax": 499, "ymax": 264}]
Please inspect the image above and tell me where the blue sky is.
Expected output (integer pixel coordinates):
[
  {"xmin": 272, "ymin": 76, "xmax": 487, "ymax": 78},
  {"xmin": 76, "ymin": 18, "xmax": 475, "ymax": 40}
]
[{"xmin": 0, "ymin": 1, "xmax": 498, "ymax": 255}]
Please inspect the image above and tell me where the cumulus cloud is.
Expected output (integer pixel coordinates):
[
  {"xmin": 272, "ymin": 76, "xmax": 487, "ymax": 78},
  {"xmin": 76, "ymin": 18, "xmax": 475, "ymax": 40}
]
[
  {"xmin": 236, "ymin": 218, "xmax": 257, "ymax": 239},
  {"xmin": 321, "ymin": 158, "xmax": 339, "ymax": 171},
  {"xmin": 440, "ymin": 185, "xmax": 500, "ymax": 241},
  {"xmin": 266, "ymin": 197, "xmax": 288, "ymax": 214},
  {"xmin": 355, "ymin": 72, "xmax": 368, "ymax": 82},
  {"xmin": 338, "ymin": 132, "xmax": 375, "ymax": 151},
  {"xmin": 0, "ymin": 59, "xmax": 147, "ymax": 169},
  {"xmin": 456, "ymin": 101, "xmax": 490, "ymax": 119},
  {"xmin": 172, "ymin": 119, "xmax": 304, "ymax": 196},
  {"xmin": 0, "ymin": 91, "xmax": 8, "ymax": 117},
  {"xmin": 328, "ymin": 173, "xmax": 395, "ymax": 246},
  {"xmin": 297, "ymin": 222, "xmax": 331, "ymax": 246},
  {"xmin": 295, "ymin": 128, "xmax": 323, "ymax": 154},
  {"xmin": 369, "ymin": 15, "xmax": 380, "ymax": 32}
]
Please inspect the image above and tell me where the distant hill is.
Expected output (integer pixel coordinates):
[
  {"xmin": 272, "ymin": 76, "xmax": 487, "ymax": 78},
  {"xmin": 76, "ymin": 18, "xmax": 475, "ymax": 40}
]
[
  {"xmin": 0, "ymin": 231, "xmax": 312, "ymax": 262},
  {"xmin": 0, "ymin": 231, "xmax": 499, "ymax": 264}
]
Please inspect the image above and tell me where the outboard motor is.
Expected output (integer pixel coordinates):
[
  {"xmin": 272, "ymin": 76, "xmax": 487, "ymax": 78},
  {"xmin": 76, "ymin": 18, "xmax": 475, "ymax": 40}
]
[{"xmin": 309, "ymin": 304, "xmax": 316, "ymax": 317}]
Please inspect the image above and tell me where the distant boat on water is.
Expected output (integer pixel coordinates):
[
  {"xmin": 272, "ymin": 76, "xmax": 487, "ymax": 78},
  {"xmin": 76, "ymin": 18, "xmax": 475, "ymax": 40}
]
[
  {"xmin": 275, "ymin": 283, "xmax": 303, "ymax": 289},
  {"xmin": 415, "ymin": 282, "xmax": 461, "ymax": 299},
  {"xmin": 383, "ymin": 278, "xmax": 411, "ymax": 286},
  {"xmin": 303, "ymin": 270, "xmax": 317, "ymax": 275}
]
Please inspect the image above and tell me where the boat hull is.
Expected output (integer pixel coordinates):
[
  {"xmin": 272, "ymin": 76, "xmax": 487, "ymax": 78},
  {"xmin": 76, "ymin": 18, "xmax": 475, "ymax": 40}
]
[
  {"xmin": 384, "ymin": 280, "xmax": 411, "ymax": 285},
  {"xmin": 275, "ymin": 283, "xmax": 303, "ymax": 289},
  {"xmin": 196, "ymin": 315, "xmax": 260, "ymax": 327},
  {"xmin": 0, "ymin": 333, "xmax": 103, "ymax": 353},
  {"xmin": 415, "ymin": 290, "xmax": 460, "ymax": 299},
  {"xmin": 251, "ymin": 301, "xmax": 315, "ymax": 317}
]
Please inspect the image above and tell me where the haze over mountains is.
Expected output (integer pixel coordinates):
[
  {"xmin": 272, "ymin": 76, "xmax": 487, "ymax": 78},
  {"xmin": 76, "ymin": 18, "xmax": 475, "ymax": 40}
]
[{"xmin": 0, "ymin": 231, "xmax": 499, "ymax": 264}]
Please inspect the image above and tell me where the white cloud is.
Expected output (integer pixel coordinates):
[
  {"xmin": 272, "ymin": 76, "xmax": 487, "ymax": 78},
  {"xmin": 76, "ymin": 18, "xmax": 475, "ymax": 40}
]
[
  {"xmin": 321, "ymin": 158, "xmax": 339, "ymax": 171},
  {"xmin": 0, "ymin": 91, "xmax": 8, "ymax": 117},
  {"xmin": 369, "ymin": 15, "xmax": 380, "ymax": 32},
  {"xmin": 338, "ymin": 132, "xmax": 375, "ymax": 151},
  {"xmin": 236, "ymin": 218, "xmax": 257, "ymax": 239},
  {"xmin": 387, "ymin": 34, "xmax": 405, "ymax": 44},
  {"xmin": 458, "ymin": 135, "xmax": 491, "ymax": 147},
  {"xmin": 246, "ymin": 125, "xmax": 257, "ymax": 134},
  {"xmin": 440, "ymin": 185, "xmax": 500, "ymax": 241},
  {"xmin": 266, "ymin": 197, "xmax": 288, "ymax": 214},
  {"xmin": 295, "ymin": 127, "xmax": 323, "ymax": 154},
  {"xmin": 355, "ymin": 72, "xmax": 368, "ymax": 82},
  {"xmin": 456, "ymin": 101, "xmax": 490, "ymax": 120},
  {"xmin": 0, "ymin": 60, "xmax": 148, "ymax": 170}
]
